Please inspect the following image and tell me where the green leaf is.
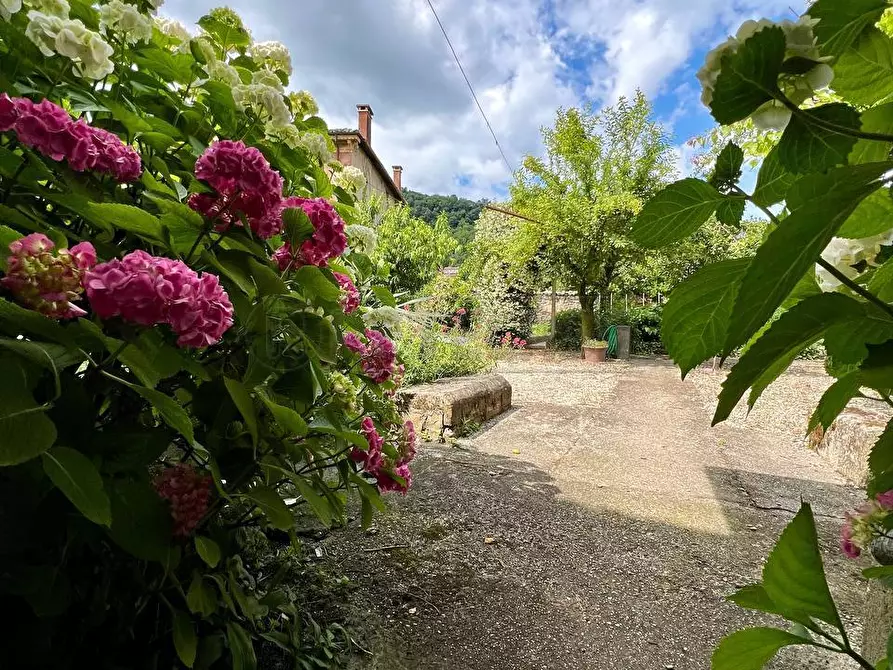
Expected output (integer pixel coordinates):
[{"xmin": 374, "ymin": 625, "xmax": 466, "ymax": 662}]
[
  {"xmin": 108, "ymin": 479, "xmax": 172, "ymax": 561},
  {"xmin": 709, "ymin": 26, "xmax": 785, "ymax": 125},
  {"xmin": 82, "ymin": 203, "xmax": 164, "ymax": 241},
  {"xmin": 0, "ymin": 357, "xmax": 57, "ymax": 465},
  {"xmin": 824, "ymin": 306, "xmax": 893, "ymax": 365},
  {"xmin": 762, "ymin": 503, "xmax": 842, "ymax": 630},
  {"xmin": 293, "ymin": 265, "xmax": 341, "ymax": 302},
  {"xmin": 864, "ymin": 565, "xmax": 893, "ymax": 579},
  {"xmin": 187, "ymin": 572, "xmax": 217, "ymax": 618},
  {"xmin": 259, "ymin": 394, "xmax": 308, "ymax": 436},
  {"xmin": 777, "ymin": 104, "xmax": 861, "ymax": 174},
  {"xmin": 810, "ymin": 0, "xmax": 889, "ymax": 57},
  {"xmin": 194, "ymin": 535, "xmax": 221, "ymax": 568},
  {"xmin": 833, "ymin": 27, "xmax": 893, "ymax": 105},
  {"xmin": 715, "ymin": 197, "xmax": 745, "ymax": 227},
  {"xmin": 41, "ymin": 447, "xmax": 111, "ymax": 526},
  {"xmin": 224, "ymin": 377, "xmax": 258, "ymax": 447},
  {"xmin": 868, "ymin": 418, "xmax": 893, "ymax": 496},
  {"xmin": 172, "ymin": 609, "xmax": 197, "ymax": 668},
  {"xmin": 725, "ymin": 163, "xmax": 889, "ymax": 352},
  {"xmin": 662, "ymin": 259, "xmax": 749, "ymax": 378},
  {"xmin": 727, "ymin": 584, "xmax": 782, "ymax": 615},
  {"xmin": 709, "ymin": 142, "xmax": 744, "ymax": 191},
  {"xmin": 715, "ymin": 293, "xmax": 860, "ymax": 424},
  {"xmin": 752, "ymin": 145, "xmax": 796, "ymax": 207},
  {"xmin": 371, "ymin": 285, "xmax": 397, "ymax": 308},
  {"xmin": 244, "ymin": 486, "xmax": 293, "ymax": 530},
  {"xmin": 226, "ymin": 622, "xmax": 257, "ymax": 670},
  {"xmin": 282, "ymin": 206, "xmax": 315, "ymax": 249},
  {"xmin": 861, "ymin": 341, "xmax": 893, "ymax": 393},
  {"xmin": 870, "ymin": 258, "xmax": 893, "ymax": 302},
  {"xmin": 839, "ymin": 187, "xmax": 893, "ymax": 238},
  {"xmin": 132, "ymin": 384, "xmax": 196, "ymax": 445},
  {"xmin": 292, "ymin": 476, "xmax": 333, "ymax": 526},
  {"xmin": 291, "ymin": 311, "xmax": 338, "ymax": 363},
  {"xmin": 630, "ymin": 178, "xmax": 724, "ymax": 248},
  {"xmin": 247, "ymin": 258, "xmax": 287, "ymax": 296},
  {"xmin": 712, "ymin": 627, "xmax": 810, "ymax": 670},
  {"xmin": 808, "ymin": 373, "xmax": 861, "ymax": 432},
  {"xmin": 851, "ymin": 102, "xmax": 893, "ymax": 164}
]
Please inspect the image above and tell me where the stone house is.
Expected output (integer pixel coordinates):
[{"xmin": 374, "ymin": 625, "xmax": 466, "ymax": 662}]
[{"xmin": 330, "ymin": 104, "xmax": 405, "ymax": 206}]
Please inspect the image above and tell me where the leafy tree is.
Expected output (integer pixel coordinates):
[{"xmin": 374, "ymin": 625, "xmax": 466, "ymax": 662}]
[
  {"xmin": 402, "ymin": 189, "xmax": 486, "ymax": 230},
  {"xmin": 511, "ymin": 92, "xmax": 676, "ymax": 339}
]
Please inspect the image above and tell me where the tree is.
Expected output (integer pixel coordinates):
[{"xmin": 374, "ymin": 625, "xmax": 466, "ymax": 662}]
[{"xmin": 510, "ymin": 92, "xmax": 676, "ymax": 339}]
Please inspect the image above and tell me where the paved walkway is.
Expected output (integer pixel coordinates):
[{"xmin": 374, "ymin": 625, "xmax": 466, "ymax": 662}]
[{"xmin": 328, "ymin": 358, "xmax": 868, "ymax": 670}]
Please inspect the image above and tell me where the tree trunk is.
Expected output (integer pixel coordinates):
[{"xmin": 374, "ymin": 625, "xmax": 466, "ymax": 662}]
[{"xmin": 579, "ymin": 288, "xmax": 596, "ymax": 341}]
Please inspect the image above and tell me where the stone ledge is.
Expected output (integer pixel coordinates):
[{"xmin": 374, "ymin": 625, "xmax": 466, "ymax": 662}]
[
  {"xmin": 398, "ymin": 374, "xmax": 512, "ymax": 442},
  {"xmin": 809, "ymin": 405, "xmax": 892, "ymax": 486}
]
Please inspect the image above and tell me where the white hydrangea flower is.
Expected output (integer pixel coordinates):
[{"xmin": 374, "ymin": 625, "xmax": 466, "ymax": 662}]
[
  {"xmin": 24, "ymin": 0, "xmax": 67, "ymax": 18},
  {"xmin": 298, "ymin": 131, "xmax": 332, "ymax": 162},
  {"xmin": 99, "ymin": 0, "xmax": 152, "ymax": 45},
  {"xmin": 263, "ymin": 120, "xmax": 302, "ymax": 149},
  {"xmin": 345, "ymin": 224, "xmax": 377, "ymax": 254},
  {"xmin": 25, "ymin": 10, "xmax": 64, "ymax": 55},
  {"xmin": 0, "ymin": 0, "xmax": 22, "ymax": 22},
  {"xmin": 154, "ymin": 15, "xmax": 190, "ymax": 43},
  {"xmin": 364, "ymin": 306, "xmax": 407, "ymax": 330},
  {"xmin": 232, "ymin": 83, "xmax": 291, "ymax": 127},
  {"xmin": 817, "ymin": 231, "xmax": 893, "ymax": 292},
  {"xmin": 27, "ymin": 11, "xmax": 115, "ymax": 79},
  {"xmin": 190, "ymin": 35, "xmax": 216, "ymax": 63},
  {"xmin": 205, "ymin": 59, "xmax": 241, "ymax": 87},
  {"xmin": 333, "ymin": 165, "xmax": 367, "ymax": 194},
  {"xmin": 251, "ymin": 68, "xmax": 283, "ymax": 91},
  {"xmin": 288, "ymin": 90, "xmax": 318, "ymax": 118},
  {"xmin": 249, "ymin": 40, "xmax": 292, "ymax": 76}
]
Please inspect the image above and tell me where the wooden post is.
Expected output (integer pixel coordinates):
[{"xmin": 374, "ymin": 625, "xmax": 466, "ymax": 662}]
[
  {"xmin": 610, "ymin": 292, "xmax": 613, "ymax": 311},
  {"xmin": 550, "ymin": 279, "xmax": 557, "ymax": 341},
  {"xmin": 625, "ymin": 294, "xmax": 628, "ymax": 312}
]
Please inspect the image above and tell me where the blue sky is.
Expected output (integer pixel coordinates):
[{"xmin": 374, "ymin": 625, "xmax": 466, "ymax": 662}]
[{"xmin": 162, "ymin": 0, "xmax": 807, "ymax": 200}]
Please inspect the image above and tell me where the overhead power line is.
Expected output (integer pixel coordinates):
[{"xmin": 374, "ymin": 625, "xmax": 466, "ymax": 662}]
[{"xmin": 424, "ymin": 0, "xmax": 514, "ymax": 175}]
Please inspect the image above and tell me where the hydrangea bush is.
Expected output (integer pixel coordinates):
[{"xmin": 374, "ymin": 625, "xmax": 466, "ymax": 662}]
[
  {"xmin": 632, "ymin": 2, "xmax": 893, "ymax": 667},
  {"xmin": 0, "ymin": 2, "xmax": 415, "ymax": 668}
]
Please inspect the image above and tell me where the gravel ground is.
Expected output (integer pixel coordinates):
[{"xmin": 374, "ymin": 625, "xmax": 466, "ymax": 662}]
[{"xmin": 322, "ymin": 356, "xmax": 869, "ymax": 670}]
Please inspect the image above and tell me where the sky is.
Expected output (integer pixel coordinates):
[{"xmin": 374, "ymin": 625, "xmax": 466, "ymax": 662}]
[{"xmin": 162, "ymin": 0, "xmax": 807, "ymax": 201}]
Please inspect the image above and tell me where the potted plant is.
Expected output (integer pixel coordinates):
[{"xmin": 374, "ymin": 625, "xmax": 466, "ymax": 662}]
[{"xmin": 582, "ymin": 339, "xmax": 609, "ymax": 363}]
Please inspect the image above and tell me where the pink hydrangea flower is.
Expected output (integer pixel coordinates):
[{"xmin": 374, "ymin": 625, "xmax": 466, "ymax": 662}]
[
  {"xmin": 840, "ymin": 517, "xmax": 861, "ymax": 559},
  {"xmin": 84, "ymin": 251, "xmax": 234, "ymax": 348},
  {"xmin": 153, "ymin": 464, "xmax": 212, "ymax": 537},
  {"xmin": 272, "ymin": 197, "xmax": 347, "ymax": 269},
  {"xmin": 352, "ymin": 416, "xmax": 384, "ymax": 473},
  {"xmin": 877, "ymin": 490, "xmax": 893, "ymax": 509},
  {"xmin": 342, "ymin": 331, "xmax": 367, "ymax": 355},
  {"xmin": 190, "ymin": 140, "xmax": 284, "ymax": 239},
  {"xmin": 333, "ymin": 271, "xmax": 359, "ymax": 314},
  {"xmin": 0, "ymin": 95, "xmax": 141, "ymax": 182},
  {"xmin": 361, "ymin": 328, "xmax": 396, "ymax": 383},
  {"xmin": 375, "ymin": 463, "xmax": 412, "ymax": 495},
  {"xmin": 2, "ymin": 233, "xmax": 96, "ymax": 319}
]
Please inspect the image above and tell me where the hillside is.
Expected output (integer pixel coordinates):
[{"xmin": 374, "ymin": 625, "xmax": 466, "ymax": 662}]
[{"xmin": 402, "ymin": 189, "xmax": 486, "ymax": 229}]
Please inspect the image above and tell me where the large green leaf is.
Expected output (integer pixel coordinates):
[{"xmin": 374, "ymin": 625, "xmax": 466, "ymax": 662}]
[
  {"xmin": 293, "ymin": 265, "xmax": 342, "ymax": 302},
  {"xmin": 259, "ymin": 394, "xmax": 308, "ymax": 436},
  {"xmin": 868, "ymin": 418, "xmax": 893, "ymax": 496},
  {"xmin": 0, "ymin": 357, "xmax": 57, "ymax": 465},
  {"xmin": 709, "ymin": 141, "xmax": 744, "ymax": 191},
  {"xmin": 187, "ymin": 572, "xmax": 217, "ymax": 618},
  {"xmin": 41, "ymin": 447, "xmax": 111, "ymax": 526},
  {"xmin": 630, "ymin": 178, "xmax": 724, "ymax": 248},
  {"xmin": 833, "ymin": 27, "xmax": 893, "ymax": 105},
  {"xmin": 709, "ymin": 26, "xmax": 785, "ymax": 124},
  {"xmin": 839, "ymin": 187, "xmax": 893, "ymax": 238},
  {"xmin": 226, "ymin": 622, "xmax": 257, "ymax": 670},
  {"xmin": 291, "ymin": 311, "xmax": 338, "ymax": 363},
  {"xmin": 194, "ymin": 535, "xmax": 221, "ymax": 568},
  {"xmin": 134, "ymin": 384, "xmax": 196, "ymax": 445},
  {"xmin": 810, "ymin": 0, "xmax": 889, "ymax": 57},
  {"xmin": 762, "ymin": 503, "xmax": 842, "ymax": 630},
  {"xmin": 82, "ymin": 203, "xmax": 164, "ymax": 241},
  {"xmin": 173, "ymin": 609, "xmax": 198, "ymax": 668},
  {"xmin": 715, "ymin": 197, "xmax": 745, "ymax": 227},
  {"xmin": 870, "ymin": 258, "xmax": 893, "ymax": 302},
  {"xmin": 727, "ymin": 584, "xmax": 783, "ymax": 616},
  {"xmin": 851, "ymin": 102, "xmax": 893, "ymax": 164},
  {"xmin": 224, "ymin": 377, "xmax": 258, "ymax": 447},
  {"xmin": 777, "ymin": 104, "xmax": 861, "ymax": 174},
  {"xmin": 824, "ymin": 306, "xmax": 893, "ymax": 365},
  {"xmin": 662, "ymin": 259, "xmax": 749, "ymax": 378},
  {"xmin": 808, "ymin": 373, "xmax": 861, "ymax": 432},
  {"xmin": 715, "ymin": 293, "xmax": 861, "ymax": 424},
  {"xmin": 725, "ymin": 163, "xmax": 889, "ymax": 352},
  {"xmin": 751, "ymin": 145, "xmax": 796, "ymax": 207},
  {"xmin": 244, "ymin": 486, "xmax": 293, "ymax": 531},
  {"xmin": 712, "ymin": 627, "xmax": 810, "ymax": 670},
  {"xmin": 292, "ymin": 476, "xmax": 333, "ymax": 527},
  {"xmin": 108, "ymin": 479, "xmax": 173, "ymax": 561}
]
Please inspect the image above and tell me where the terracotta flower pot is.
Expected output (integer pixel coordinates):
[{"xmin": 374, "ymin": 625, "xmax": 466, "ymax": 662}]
[{"xmin": 582, "ymin": 345, "xmax": 608, "ymax": 363}]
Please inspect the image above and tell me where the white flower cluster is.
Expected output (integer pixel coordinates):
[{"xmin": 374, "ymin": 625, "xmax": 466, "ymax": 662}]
[
  {"xmin": 232, "ymin": 81, "xmax": 291, "ymax": 127},
  {"xmin": 816, "ymin": 231, "xmax": 893, "ymax": 292},
  {"xmin": 332, "ymin": 165, "xmax": 366, "ymax": 194},
  {"xmin": 364, "ymin": 306, "xmax": 407, "ymax": 331},
  {"xmin": 0, "ymin": 0, "xmax": 21, "ymax": 21},
  {"xmin": 24, "ymin": 0, "xmax": 68, "ymax": 17},
  {"xmin": 297, "ymin": 131, "xmax": 332, "ymax": 163},
  {"xmin": 249, "ymin": 40, "xmax": 292, "ymax": 76},
  {"xmin": 26, "ymin": 11, "xmax": 114, "ymax": 79},
  {"xmin": 251, "ymin": 68, "xmax": 283, "ymax": 91},
  {"xmin": 697, "ymin": 16, "xmax": 833, "ymax": 130},
  {"xmin": 154, "ymin": 15, "xmax": 190, "ymax": 44},
  {"xmin": 289, "ymin": 90, "xmax": 318, "ymax": 118},
  {"xmin": 99, "ymin": 0, "xmax": 152, "ymax": 45},
  {"xmin": 263, "ymin": 121, "xmax": 301, "ymax": 149},
  {"xmin": 345, "ymin": 224, "xmax": 377, "ymax": 254},
  {"xmin": 205, "ymin": 59, "xmax": 240, "ymax": 87}
]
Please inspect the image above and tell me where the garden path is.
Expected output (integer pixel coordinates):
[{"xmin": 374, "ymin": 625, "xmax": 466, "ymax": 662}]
[{"xmin": 327, "ymin": 357, "xmax": 867, "ymax": 670}]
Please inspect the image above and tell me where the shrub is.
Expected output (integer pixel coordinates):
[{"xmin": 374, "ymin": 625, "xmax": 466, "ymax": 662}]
[
  {"xmin": 552, "ymin": 308, "xmax": 582, "ymax": 350},
  {"xmin": 397, "ymin": 323, "xmax": 494, "ymax": 385},
  {"xmin": 0, "ymin": 5, "xmax": 414, "ymax": 669}
]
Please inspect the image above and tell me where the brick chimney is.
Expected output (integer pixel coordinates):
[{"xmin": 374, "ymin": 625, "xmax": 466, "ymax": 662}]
[
  {"xmin": 392, "ymin": 165, "xmax": 403, "ymax": 190},
  {"xmin": 357, "ymin": 104, "xmax": 373, "ymax": 146}
]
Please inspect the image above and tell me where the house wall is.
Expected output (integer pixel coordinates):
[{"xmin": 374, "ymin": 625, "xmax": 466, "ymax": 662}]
[{"xmin": 333, "ymin": 137, "xmax": 401, "ymax": 207}]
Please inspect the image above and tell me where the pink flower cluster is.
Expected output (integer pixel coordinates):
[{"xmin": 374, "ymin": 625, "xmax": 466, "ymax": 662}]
[
  {"xmin": 2, "ymin": 233, "xmax": 96, "ymax": 319},
  {"xmin": 500, "ymin": 331, "xmax": 527, "ymax": 349},
  {"xmin": 272, "ymin": 197, "xmax": 347, "ymax": 269},
  {"xmin": 84, "ymin": 250, "xmax": 234, "ymax": 348},
  {"xmin": 0, "ymin": 94, "xmax": 141, "ymax": 182},
  {"xmin": 351, "ymin": 417, "xmax": 415, "ymax": 495},
  {"xmin": 189, "ymin": 140, "xmax": 284, "ymax": 239},
  {"xmin": 333, "ymin": 271, "xmax": 359, "ymax": 314},
  {"xmin": 342, "ymin": 328, "xmax": 396, "ymax": 383},
  {"xmin": 153, "ymin": 464, "xmax": 212, "ymax": 537},
  {"xmin": 840, "ymin": 491, "xmax": 893, "ymax": 558}
]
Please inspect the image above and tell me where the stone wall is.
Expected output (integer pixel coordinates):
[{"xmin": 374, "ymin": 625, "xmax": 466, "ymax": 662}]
[{"xmin": 809, "ymin": 405, "xmax": 892, "ymax": 486}]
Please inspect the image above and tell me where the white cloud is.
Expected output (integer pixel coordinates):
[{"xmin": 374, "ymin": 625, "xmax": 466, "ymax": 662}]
[{"xmin": 161, "ymin": 0, "xmax": 805, "ymax": 199}]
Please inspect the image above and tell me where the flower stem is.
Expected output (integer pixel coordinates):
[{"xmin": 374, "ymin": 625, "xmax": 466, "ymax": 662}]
[{"xmin": 780, "ymin": 97, "xmax": 893, "ymax": 144}]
